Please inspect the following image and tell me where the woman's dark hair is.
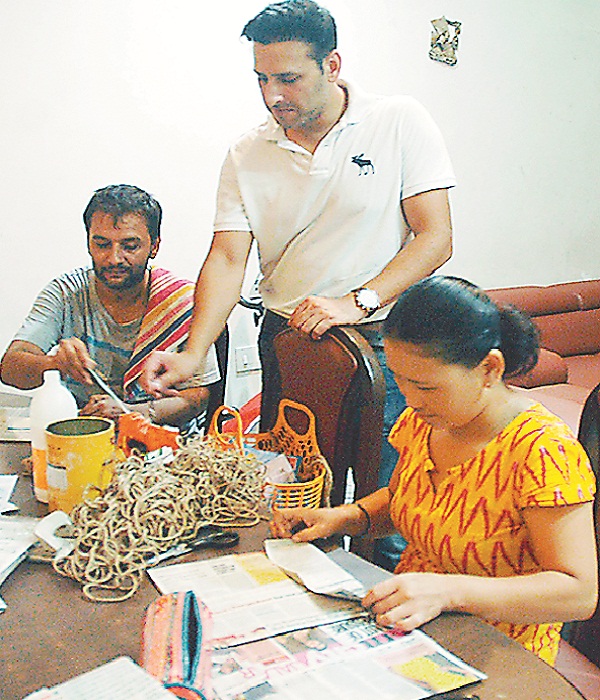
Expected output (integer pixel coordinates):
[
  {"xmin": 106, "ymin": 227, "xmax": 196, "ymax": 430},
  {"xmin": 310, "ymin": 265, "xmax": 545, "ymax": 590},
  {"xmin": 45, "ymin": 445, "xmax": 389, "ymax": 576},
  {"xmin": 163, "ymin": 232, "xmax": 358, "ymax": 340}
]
[
  {"xmin": 83, "ymin": 184, "xmax": 162, "ymax": 245},
  {"xmin": 241, "ymin": 0, "xmax": 337, "ymax": 66},
  {"xmin": 383, "ymin": 276, "xmax": 539, "ymax": 379}
]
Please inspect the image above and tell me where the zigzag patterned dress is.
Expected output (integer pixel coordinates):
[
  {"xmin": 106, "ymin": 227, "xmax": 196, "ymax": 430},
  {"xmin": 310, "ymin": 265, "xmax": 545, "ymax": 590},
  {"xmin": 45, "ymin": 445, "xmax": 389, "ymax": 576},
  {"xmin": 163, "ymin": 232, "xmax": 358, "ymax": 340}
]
[{"xmin": 389, "ymin": 404, "xmax": 596, "ymax": 665}]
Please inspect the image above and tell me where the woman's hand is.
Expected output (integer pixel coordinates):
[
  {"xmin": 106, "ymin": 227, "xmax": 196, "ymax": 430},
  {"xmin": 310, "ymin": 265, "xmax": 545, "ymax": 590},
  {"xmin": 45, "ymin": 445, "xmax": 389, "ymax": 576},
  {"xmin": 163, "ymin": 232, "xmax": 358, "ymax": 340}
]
[
  {"xmin": 269, "ymin": 505, "xmax": 357, "ymax": 542},
  {"xmin": 362, "ymin": 572, "xmax": 452, "ymax": 633}
]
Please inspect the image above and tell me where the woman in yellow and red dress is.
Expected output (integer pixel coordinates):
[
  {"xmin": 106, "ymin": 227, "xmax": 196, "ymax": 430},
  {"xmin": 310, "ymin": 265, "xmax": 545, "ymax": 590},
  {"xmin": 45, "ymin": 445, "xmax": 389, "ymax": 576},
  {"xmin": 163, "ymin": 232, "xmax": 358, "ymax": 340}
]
[{"xmin": 270, "ymin": 275, "xmax": 597, "ymax": 666}]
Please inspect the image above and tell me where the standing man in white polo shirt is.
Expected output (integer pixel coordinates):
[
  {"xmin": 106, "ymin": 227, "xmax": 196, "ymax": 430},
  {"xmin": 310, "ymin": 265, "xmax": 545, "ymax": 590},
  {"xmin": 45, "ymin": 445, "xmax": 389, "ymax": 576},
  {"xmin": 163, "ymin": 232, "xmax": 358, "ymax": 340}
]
[{"xmin": 143, "ymin": 0, "xmax": 456, "ymax": 569}]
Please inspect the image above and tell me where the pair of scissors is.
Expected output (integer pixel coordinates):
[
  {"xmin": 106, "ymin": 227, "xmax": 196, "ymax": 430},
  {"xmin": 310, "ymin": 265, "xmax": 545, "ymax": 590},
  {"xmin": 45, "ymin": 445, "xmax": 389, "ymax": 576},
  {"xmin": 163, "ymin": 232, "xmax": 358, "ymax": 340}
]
[{"xmin": 146, "ymin": 525, "xmax": 240, "ymax": 567}]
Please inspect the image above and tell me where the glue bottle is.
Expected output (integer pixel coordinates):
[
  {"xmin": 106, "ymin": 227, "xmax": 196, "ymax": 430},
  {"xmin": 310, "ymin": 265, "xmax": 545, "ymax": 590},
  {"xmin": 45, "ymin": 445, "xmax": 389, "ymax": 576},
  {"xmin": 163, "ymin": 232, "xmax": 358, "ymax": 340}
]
[{"xmin": 30, "ymin": 370, "xmax": 78, "ymax": 503}]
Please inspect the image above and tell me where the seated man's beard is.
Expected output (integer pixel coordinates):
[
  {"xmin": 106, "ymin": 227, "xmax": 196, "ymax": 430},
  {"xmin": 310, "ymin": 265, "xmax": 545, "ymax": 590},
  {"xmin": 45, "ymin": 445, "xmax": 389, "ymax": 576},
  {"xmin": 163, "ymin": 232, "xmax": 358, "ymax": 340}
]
[{"xmin": 94, "ymin": 263, "xmax": 147, "ymax": 290}]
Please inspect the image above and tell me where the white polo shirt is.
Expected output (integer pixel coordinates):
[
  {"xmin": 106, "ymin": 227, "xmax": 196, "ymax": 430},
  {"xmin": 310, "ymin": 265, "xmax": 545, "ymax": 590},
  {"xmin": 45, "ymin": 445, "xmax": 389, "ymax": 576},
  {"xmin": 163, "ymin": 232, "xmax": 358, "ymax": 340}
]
[{"xmin": 214, "ymin": 80, "xmax": 456, "ymax": 318}]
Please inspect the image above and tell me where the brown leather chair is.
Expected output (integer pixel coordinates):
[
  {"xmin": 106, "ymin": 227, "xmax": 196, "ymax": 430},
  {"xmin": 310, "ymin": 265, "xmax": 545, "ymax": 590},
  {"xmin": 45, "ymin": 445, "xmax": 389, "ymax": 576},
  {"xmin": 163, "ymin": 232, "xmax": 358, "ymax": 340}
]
[
  {"xmin": 263, "ymin": 326, "xmax": 386, "ymax": 560},
  {"xmin": 555, "ymin": 381, "xmax": 600, "ymax": 697}
]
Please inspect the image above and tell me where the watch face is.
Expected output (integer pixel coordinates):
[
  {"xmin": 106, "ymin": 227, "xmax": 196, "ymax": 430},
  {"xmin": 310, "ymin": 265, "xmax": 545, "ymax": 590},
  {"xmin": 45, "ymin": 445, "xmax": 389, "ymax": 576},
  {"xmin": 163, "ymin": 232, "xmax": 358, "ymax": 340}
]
[{"xmin": 356, "ymin": 288, "xmax": 380, "ymax": 311}]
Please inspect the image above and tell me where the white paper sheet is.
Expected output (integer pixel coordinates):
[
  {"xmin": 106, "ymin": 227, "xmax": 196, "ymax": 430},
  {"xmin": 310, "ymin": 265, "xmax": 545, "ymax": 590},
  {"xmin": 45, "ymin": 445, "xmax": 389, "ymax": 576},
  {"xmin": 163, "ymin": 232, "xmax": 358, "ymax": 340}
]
[
  {"xmin": 0, "ymin": 474, "xmax": 19, "ymax": 513},
  {"xmin": 34, "ymin": 510, "xmax": 76, "ymax": 560},
  {"xmin": 0, "ymin": 514, "xmax": 38, "ymax": 585},
  {"xmin": 265, "ymin": 539, "xmax": 366, "ymax": 600},
  {"xmin": 23, "ymin": 657, "xmax": 174, "ymax": 700},
  {"xmin": 0, "ymin": 514, "xmax": 39, "ymax": 612}
]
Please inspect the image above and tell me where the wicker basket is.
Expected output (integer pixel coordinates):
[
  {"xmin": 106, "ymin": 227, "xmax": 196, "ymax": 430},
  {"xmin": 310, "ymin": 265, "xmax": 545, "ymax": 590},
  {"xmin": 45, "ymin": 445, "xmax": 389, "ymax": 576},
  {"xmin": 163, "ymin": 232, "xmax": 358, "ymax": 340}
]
[{"xmin": 208, "ymin": 399, "xmax": 332, "ymax": 509}]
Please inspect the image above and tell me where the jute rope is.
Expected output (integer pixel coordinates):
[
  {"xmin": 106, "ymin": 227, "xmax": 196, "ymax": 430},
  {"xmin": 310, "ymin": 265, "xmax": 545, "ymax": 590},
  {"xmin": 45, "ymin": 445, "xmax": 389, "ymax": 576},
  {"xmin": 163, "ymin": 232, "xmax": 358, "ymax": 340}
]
[{"xmin": 53, "ymin": 436, "xmax": 267, "ymax": 602}]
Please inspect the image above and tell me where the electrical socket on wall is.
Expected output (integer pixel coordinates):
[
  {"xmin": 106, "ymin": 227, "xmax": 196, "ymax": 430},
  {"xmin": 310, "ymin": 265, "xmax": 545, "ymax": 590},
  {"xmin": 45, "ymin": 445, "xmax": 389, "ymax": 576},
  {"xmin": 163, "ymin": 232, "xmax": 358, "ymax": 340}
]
[{"xmin": 234, "ymin": 345, "xmax": 261, "ymax": 374}]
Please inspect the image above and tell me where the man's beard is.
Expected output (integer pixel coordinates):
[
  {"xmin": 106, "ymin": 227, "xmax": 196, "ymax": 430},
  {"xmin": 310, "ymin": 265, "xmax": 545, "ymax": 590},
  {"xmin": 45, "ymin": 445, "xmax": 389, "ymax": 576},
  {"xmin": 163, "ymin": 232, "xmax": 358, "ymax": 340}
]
[
  {"xmin": 93, "ymin": 263, "xmax": 148, "ymax": 290},
  {"xmin": 269, "ymin": 103, "xmax": 319, "ymax": 132}
]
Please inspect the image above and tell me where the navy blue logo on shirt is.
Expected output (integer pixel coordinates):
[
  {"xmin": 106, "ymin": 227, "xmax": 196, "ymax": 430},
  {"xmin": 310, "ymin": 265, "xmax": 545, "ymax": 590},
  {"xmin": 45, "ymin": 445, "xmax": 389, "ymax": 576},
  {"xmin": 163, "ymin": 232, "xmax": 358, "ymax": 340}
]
[{"xmin": 351, "ymin": 153, "xmax": 375, "ymax": 175}]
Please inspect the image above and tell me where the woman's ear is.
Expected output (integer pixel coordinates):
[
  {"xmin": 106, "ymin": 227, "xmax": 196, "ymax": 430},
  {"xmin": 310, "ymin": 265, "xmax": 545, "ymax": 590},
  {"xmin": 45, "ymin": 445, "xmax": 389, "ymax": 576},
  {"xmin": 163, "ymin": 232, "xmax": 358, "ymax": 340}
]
[{"xmin": 481, "ymin": 349, "xmax": 505, "ymax": 387}]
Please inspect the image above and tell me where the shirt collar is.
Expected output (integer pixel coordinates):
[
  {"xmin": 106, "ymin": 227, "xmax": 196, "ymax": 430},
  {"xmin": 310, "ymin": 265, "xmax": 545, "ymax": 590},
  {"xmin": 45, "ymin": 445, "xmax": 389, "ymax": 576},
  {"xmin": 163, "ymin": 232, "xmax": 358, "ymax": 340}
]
[{"xmin": 336, "ymin": 79, "xmax": 373, "ymax": 126}]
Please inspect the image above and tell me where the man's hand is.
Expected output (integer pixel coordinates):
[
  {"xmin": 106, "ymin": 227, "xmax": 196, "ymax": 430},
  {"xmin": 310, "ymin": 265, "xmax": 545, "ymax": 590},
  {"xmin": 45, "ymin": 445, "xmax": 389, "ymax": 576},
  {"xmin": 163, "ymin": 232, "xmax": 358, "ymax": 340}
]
[
  {"xmin": 79, "ymin": 394, "xmax": 131, "ymax": 420},
  {"xmin": 0, "ymin": 338, "xmax": 94, "ymax": 390},
  {"xmin": 54, "ymin": 338, "xmax": 96, "ymax": 384},
  {"xmin": 140, "ymin": 350, "xmax": 198, "ymax": 398},
  {"xmin": 289, "ymin": 294, "xmax": 366, "ymax": 339}
]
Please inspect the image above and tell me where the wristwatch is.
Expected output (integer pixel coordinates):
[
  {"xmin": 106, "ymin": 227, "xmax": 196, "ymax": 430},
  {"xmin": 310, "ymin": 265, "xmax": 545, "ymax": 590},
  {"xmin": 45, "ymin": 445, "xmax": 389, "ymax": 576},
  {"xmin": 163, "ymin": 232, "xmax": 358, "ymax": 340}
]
[{"xmin": 352, "ymin": 287, "xmax": 381, "ymax": 317}]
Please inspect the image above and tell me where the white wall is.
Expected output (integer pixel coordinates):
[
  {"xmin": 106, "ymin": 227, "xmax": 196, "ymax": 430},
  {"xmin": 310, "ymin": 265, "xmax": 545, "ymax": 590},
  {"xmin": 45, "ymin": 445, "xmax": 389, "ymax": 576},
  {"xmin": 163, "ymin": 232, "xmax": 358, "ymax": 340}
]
[{"xmin": 1, "ymin": 0, "xmax": 599, "ymax": 406}]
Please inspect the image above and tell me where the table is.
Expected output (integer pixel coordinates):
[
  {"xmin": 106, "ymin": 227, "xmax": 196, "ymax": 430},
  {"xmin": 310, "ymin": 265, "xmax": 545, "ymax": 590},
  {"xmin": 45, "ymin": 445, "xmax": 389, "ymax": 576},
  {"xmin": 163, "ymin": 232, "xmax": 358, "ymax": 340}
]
[{"xmin": 0, "ymin": 440, "xmax": 584, "ymax": 700}]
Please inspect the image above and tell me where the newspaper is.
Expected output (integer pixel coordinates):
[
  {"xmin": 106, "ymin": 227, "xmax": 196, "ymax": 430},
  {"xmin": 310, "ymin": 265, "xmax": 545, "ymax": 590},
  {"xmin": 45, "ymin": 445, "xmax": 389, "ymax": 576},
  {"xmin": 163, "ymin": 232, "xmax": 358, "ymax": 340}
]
[
  {"xmin": 22, "ymin": 656, "xmax": 174, "ymax": 699},
  {"xmin": 211, "ymin": 617, "xmax": 487, "ymax": 700},
  {"xmin": 148, "ymin": 551, "xmax": 366, "ymax": 649},
  {"xmin": 0, "ymin": 474, "xmax": 19, "ymax": 514},
  {"xmin": 0, "ymin": 514, "xmax": 39, "ymax": 612},
  {"xmin": 264, "ymin": 539, "xmax": 366, "ymax": 600},
  {"xmin": 149, "ymin": 546, "xmax": 486, "ymax": 698}
]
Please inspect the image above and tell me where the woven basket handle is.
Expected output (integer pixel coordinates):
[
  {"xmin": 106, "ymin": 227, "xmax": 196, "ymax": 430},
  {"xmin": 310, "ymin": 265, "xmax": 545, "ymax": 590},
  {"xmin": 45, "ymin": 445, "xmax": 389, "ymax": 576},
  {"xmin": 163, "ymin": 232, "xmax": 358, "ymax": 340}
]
[
  {"xmin": 277, "ymin": 399, "xmax": 318, "ymax": 442},
  {"xmin": 208, "ymin": 405, "xmax": 244, "ymax": 452}
]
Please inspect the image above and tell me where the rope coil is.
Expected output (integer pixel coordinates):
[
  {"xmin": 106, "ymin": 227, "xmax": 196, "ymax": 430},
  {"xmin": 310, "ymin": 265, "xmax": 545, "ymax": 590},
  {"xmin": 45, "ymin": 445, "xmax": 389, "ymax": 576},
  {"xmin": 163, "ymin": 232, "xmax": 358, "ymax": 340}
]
[{"xmin": 53, "ymin": 435, "xmax": 267, "ymax": 602}]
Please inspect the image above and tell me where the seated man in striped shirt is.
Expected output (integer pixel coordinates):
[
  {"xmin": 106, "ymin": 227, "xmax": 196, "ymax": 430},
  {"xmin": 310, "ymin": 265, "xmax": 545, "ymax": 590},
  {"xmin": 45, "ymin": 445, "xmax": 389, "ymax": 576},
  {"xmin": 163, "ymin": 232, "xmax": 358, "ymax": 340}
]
[{"xmin": 0, "ymin": 184, "xmax": 219, "ymax": 428}]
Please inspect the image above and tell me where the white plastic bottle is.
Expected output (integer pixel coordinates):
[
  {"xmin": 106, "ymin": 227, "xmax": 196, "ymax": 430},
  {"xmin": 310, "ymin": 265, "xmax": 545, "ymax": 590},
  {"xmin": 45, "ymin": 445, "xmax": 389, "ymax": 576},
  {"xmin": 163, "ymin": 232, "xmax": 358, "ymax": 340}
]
[{"xmin": 29, "ymin": 370, "xmax": 78, "ymax": 503}]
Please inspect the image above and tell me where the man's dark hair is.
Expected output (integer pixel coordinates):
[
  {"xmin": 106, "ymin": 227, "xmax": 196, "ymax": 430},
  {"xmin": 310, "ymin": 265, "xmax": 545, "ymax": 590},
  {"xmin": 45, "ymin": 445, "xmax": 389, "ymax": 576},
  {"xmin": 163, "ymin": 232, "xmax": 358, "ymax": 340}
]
[
  {"xmin": 241, "ymin": 0, "xmax": 337, "ymax": 66},
  {"xmin": 83, "ymin": 184, "xmax": 162, "ymax": 244}
]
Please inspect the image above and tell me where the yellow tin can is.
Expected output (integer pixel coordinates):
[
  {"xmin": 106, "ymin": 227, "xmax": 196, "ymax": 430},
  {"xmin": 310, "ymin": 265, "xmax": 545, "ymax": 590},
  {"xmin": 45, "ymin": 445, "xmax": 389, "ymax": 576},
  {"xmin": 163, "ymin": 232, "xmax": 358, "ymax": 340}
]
[{"xmin": 46, "ymin": 417, "xmax": 115, "ymax": 513}]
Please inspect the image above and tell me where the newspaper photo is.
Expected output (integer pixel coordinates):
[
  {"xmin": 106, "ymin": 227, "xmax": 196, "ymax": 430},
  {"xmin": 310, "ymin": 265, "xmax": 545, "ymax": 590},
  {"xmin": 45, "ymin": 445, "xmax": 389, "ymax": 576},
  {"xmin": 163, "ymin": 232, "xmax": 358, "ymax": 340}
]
[{"xmin": 211, "ymin": 617, "xmax": 486, "ymax": 700}]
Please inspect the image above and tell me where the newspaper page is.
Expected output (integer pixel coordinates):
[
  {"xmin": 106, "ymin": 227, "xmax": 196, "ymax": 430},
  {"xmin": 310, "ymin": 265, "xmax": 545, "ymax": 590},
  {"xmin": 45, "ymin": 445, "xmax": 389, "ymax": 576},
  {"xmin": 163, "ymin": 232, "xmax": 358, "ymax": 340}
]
[
  {"xmin": 0, "ymin": 475, "xmax": 19, "ymax": 514},
  {"xmin": 211, "ymin": 617, "xmax": 487, "ymax": 700},
  {"xmin": 0, "ymin": 515, "xmax": 39, "ymax": 611},
  {"xmin": 22, "ymin": 656, "xmax": 175, "ymax": 700},
  {"xmin": 264, "ymin": 539, "xmax": 366, "ymax": 600},
  {"xmin": 148, "ymin": 552, "xmax": 366, "ymax": 649}
]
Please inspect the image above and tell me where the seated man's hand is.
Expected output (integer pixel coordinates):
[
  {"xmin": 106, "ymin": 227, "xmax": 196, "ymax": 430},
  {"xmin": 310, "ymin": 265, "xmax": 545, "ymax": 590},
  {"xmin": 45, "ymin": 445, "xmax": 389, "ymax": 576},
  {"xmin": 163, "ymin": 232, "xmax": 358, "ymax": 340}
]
[
  {"xmin": 289, "ymin": 294, "xmax": 366, "ymax": 339},
  {"xmin": 79, "ymin": 394, "xmax": 131, "ymax": 420},
  {"xmin": 55, "ymin": 338, "xmax": 96, "ymax": 384},
  {"xmin": 140, "ymin": 350, "xmax": 198, "ymax": 398}
]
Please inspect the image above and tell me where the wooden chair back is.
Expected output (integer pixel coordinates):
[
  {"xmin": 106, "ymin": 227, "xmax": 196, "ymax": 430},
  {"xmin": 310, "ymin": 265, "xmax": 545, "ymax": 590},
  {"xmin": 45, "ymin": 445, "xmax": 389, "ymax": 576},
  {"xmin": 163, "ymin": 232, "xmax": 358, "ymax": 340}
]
[{"xmin": 267, "ymin": 327, "xmax": 386, "ymax": 559}]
